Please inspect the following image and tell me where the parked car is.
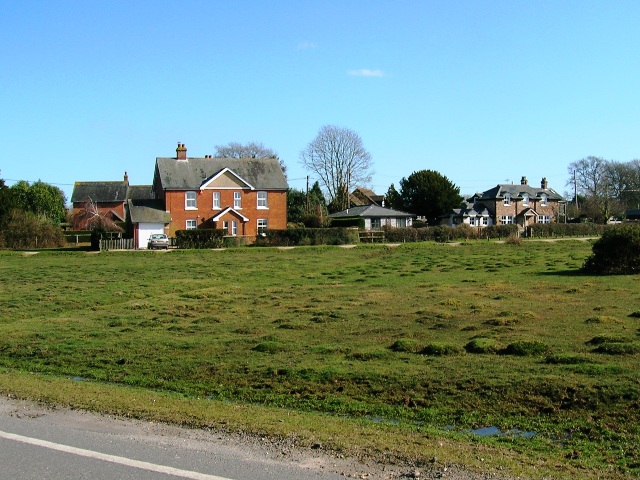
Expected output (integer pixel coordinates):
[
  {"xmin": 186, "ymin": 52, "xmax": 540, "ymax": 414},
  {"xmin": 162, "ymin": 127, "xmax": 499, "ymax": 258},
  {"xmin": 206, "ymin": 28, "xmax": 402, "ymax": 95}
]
[{"xmin": 147, "ymin": 233, "xmax": 169, "ymax": 250}]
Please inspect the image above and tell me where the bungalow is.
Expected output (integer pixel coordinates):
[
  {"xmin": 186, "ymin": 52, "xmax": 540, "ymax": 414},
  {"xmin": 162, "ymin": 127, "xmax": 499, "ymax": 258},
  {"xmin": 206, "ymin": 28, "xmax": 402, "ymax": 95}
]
[
  {"xmin": 442, "ymin": 176, "xmax": 566, "ymax": 230},
  {"xmin": 328, "ymin": 205, "xmax": 414, "ymax": 230}
]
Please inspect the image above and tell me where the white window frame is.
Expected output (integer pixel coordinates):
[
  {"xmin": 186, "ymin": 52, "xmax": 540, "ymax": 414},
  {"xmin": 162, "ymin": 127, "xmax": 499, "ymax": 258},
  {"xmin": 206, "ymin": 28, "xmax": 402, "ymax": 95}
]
[
  {"xmin": 257, "ymin": 218, "xmax": 268, "ymax": 232},
  {"xmin": 522, "ymin": 193, "xmax": 529, "ymax": 206},
  {"xmin": 540, "ymin": 193, "xmax": 548, "ymax": 206},
  {"xmin": 185, "ymin": 191, "xmax": 197, "ymax": 210},
  {"xmin": 537, "ymin": 215, "xmax": 550, "ymax": 224},
  {"xmin": 481, "ymin": 217, "xmax": 489, "ymax": 226},
  {"xmin": 503, "ymin": 194, "xmax": 511, "ymax": 206},
  {"xmin": 212, "ymin": 192, "xmax": 221, "ymax": 209},
  {"xmin": 231, "ymin": 220, "xmax": 238, "ymax": 236},
  {"xmin": 186, "ymin": 219, "xmax": 197, "ymax": 230},
  {"xmin": 257, "ymin": 191, "xmax": 268, "ymax": 209},
  {"xmin": 469, "ymin": 217, "xmax": 477, "ymax": 226},
  {"xmin": 500, "ymin": 215, "xmax": 514, "ymax": 225},
  {"xmin": 397, "ymin": 218, "xmax": 407, "ymax": 228},
  {"xmin": 234, "ymin": 191, "xmax": 242, "ymax": 209},
  {"xmin": 223, "ymin": 220, "xmax": 229, "ymax": 233},
  {"xmin": 370, "ymin": 218, "xmax": 381, "ymax": 229}
]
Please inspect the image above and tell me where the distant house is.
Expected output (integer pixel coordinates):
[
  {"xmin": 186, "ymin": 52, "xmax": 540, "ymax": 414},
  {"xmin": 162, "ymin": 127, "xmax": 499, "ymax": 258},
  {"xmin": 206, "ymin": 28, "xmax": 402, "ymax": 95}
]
[
  {"xmin": 71, "ymin": 173, "xmax": 131, "ymax": 225},
  {"xmin": 328, "ymin": 205, "xmax": 413, "ymax": 230},
  {"xmin": 349, "ymin": 187, "xmax": 385, "ymax": 207},
  {"xmin": 71, "ymin": 143, "xmax": 289, "ymax": 247},
  {"xmin": 442, "ymin": 176, "xmax": 565, "ymax": 230},
  {"xmin": 625, "ymin": 209, "xmax": 640, "ymax": 221}
]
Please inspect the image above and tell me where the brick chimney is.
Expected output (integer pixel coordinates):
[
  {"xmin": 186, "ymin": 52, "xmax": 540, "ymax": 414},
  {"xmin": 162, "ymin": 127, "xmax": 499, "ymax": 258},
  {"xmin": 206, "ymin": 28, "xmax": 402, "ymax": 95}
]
[
  {"xmin": 124, "ymin": 171, "xmax": 129, "ymax": 184},
  {"xmin": 176, "ymin": 142, "xmax": 187, "ymax": 160},
  {"xmin": 521, "ymin": 176, "xmax": 528, "ymax": 185},
  {"xmin": 541, "ymin": 177, "xmax": 548, "ymax": 189}
]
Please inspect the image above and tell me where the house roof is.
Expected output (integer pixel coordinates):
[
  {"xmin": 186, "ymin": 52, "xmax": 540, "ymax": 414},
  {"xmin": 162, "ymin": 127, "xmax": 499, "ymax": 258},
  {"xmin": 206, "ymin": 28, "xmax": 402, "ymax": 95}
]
[
  {"xmin": 71, "ymin": 181, "xmax": 128, "ymax": 203},
  {"xmin": 154, "ymin": 157, "xmax": 288, "ymax": 191},
  {"xmin": 328, "ymin": 205, "xmax": 413, "ymax": 219},
  {"xmin": 127, "ymin": 199, "xmax": 170, "ymax": 224},
  {"xmin": 445, "ymin": 202, "xmax": 491, "ymax": 218},
  {"xmin": 477, "ymin": 183, "xmax": 564, "ymax": 202},
  {"xmin": 127, "ymin": 185, "xmax": 154, "ymax": 201}
]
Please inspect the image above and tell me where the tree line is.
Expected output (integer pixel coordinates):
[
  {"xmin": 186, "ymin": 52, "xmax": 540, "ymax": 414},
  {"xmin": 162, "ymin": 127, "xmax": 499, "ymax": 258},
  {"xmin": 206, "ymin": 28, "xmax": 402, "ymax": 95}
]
[{"xmin": 0, "ymin": 178, "xmax": 67, "ymax": 248}]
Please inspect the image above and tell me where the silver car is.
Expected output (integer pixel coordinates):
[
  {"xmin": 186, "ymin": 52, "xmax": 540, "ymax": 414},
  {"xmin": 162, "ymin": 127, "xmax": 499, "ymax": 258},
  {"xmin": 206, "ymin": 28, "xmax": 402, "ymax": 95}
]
[{"xmin": 147, "ymin": 233, "xmax": 169, "ymax": 250}]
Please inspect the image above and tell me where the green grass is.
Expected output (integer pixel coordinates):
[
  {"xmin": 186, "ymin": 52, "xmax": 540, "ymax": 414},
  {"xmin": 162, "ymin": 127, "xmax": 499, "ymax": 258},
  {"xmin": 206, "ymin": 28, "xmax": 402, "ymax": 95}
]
[{"xmin": 1, "ymin": 241, "xmax": 640, "ymax": 478}]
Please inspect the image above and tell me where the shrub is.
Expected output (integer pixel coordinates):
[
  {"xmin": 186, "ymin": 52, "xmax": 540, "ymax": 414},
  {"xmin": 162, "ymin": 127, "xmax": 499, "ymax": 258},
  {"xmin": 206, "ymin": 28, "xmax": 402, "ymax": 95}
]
[
  {"xmin": 584, "ymin": 316, "xmax": 621, "ymax": 324},
  {"xmin": 500, "ymin": 340, "xmax": 550, "ymax": 356},
  {"xmin": 255, "ymin": 228, "xmax": 359, "ymax": 246},
  {"xmin": 593, "ymin": 343, "xmax": 640, "ymax": 355},
  {"xmin": 0, "ymin": 210, "xmax": 65, "ymax": 249},
  {"xmin": 582, "ymin": 225, "xmax": 640, "ymax": 274},
  {"xmin": 586, "ymin": 334, "xmax": 631, "ymax": 345},
  {"xmin": 421, "ymin": 342, "xmax": 462, "ymax": 356},
  {"xmin": 504, "ymin": 233, "xmax": 522, "ymax": 245},
  {"xmin": 175, "ymin": 229, "xmax": 226, "ymax": 249},
  {"xmin": 629, "ymin": 311, "xmax": 640, "ymax": 319},
  {"xmin": 329, "ymin": 217, "xmax": 365, "ymax": 229},
  {"xmin": 464, "ymin": 337, "xmax": 499, "ymax": 354},
  {"xmin": 545, "ymin": 354, "xmax": 591, "ymax": 365},
  {"xmin": 347, "ymin": 350, "xmax": 389, "ymax": 361},
  {"xmin": 389, "ymin": 338, "xmax": 421, "ymax": 353}
]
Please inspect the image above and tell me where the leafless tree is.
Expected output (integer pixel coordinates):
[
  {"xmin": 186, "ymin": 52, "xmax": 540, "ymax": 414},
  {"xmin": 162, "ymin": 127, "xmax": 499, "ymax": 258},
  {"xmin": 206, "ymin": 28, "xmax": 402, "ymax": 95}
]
[
  {"xmin": 73, "ymin": 198, "xmax": 122, "ymax": 232},
  {"xmin": 299, "ymin": 125, "xmax": 373, "ymax": 212},
  {"xmin": 214, "ymin": 141, "xmax": 286, "ymax": 176}
]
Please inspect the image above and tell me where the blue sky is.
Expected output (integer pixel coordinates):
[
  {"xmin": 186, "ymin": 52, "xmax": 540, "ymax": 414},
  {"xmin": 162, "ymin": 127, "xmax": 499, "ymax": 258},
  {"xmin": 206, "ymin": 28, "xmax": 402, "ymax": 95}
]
[{"xmin": 1, "ymin": 0, "xmax": 639, "ymax": 203}]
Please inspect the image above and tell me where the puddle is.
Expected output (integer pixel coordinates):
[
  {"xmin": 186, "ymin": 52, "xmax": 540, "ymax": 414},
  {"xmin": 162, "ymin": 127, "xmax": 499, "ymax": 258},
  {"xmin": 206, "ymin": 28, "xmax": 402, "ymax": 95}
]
[{"xmin": 468, "ymin": 426, "xmax": 536, "ymax": 438}]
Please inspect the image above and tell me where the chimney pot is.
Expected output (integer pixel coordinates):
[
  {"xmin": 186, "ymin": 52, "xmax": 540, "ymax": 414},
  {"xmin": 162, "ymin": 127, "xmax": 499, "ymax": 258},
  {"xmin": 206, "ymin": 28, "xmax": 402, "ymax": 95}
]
[
  {"xmin": 176, "ymin": 142, "xmax": 187, "ymax": 160},
  {"xmin": 541, "ymin": 177, "xmax": 548, "ymax": 189},
  {"xmin": 521, "ymin": 176, "xmax": 528, "ymax": 185}
]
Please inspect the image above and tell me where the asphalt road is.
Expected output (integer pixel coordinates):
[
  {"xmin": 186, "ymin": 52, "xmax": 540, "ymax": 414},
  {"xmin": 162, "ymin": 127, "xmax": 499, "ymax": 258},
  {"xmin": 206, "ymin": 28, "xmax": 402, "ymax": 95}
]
[{"xmin": 0, "ymin": 397, "xmax": 351, "ymax": 480}]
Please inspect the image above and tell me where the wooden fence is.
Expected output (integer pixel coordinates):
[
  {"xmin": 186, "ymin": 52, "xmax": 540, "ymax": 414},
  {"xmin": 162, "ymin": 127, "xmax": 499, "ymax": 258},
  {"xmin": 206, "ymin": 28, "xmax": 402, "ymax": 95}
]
[{"xmin": 99, "ymin": 238, "xmax": 135, "ymax": 251}]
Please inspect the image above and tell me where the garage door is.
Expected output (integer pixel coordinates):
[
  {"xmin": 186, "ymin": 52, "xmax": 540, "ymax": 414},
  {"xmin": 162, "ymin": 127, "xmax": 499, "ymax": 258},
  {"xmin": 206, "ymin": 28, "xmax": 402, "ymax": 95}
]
[{"xmin": 138, "ymin": 223, "xmax": 165, "ymax": 249}]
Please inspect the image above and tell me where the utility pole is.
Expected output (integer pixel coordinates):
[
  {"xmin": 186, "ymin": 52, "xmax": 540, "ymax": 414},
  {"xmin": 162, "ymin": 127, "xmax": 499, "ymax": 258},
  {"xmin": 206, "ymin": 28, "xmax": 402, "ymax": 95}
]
[{"xmin": 305, "ymin": 176, "xmax": 309, "ymax": 214}]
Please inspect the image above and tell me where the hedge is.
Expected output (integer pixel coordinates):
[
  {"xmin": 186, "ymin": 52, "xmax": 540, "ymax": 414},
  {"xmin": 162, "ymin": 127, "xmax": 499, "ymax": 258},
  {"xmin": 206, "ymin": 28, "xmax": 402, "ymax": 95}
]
[
  {"xmin": 175, "ymin": 229, "xmax": 226, "ymax": 249},
  {"xmin": 255, "ymin": 228, "xmax": 360, "ymax": 246}
]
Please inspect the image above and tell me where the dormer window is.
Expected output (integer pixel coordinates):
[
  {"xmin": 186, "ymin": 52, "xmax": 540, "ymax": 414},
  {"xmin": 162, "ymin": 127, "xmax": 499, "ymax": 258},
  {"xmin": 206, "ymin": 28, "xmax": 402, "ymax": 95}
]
[
  {"xmin": 503, "ymin": 193, "xmax": 511, "ymax": 206},
  {"xmin": 540, "ymin": 193, "xmax": 548, "ymax": 206},
  {"xmin": 522, "ymin": 193, "xmax": 529, "ymax": 206}
]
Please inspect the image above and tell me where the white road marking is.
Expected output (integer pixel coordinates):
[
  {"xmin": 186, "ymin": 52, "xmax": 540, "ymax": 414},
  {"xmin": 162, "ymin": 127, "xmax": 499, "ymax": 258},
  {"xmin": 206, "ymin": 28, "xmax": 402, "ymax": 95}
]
[{"xmin": 0, "ymin": 429, "xmax": 233, "ymax": 480}]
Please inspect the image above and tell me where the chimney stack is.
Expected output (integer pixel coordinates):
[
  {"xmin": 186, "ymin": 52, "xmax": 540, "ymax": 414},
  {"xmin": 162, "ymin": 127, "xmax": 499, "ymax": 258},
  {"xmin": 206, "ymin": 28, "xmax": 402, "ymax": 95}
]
[
  {"xmin": 124, "ymin": 171, "xmax": 129, "ymax": 184},
  {"xmin": 176, "ymin": 142, "xmax": 187, "ymax": 160},
  {"xmin": 521, "ymin": 176, "xmax": 528, "ymax": 185},
  {"xmin": 541, "ymin": 177, "xmax": 548, "ymax": 189}
]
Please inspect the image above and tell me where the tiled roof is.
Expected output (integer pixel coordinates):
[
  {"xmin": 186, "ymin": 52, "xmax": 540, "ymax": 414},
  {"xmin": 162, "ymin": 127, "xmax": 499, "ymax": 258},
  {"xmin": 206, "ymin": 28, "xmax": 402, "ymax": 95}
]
[
  {"xmin": 328, "ymin": 205, "xmax": 413, "ymax": 218},
  {"xmin": 71, "ymin": 181, "xmax": 128, "ymax": 203},
  {"xmin": 477, "ymin": 183, "xmax": 564, "ymax": 201},
  {"xmin": 128, "ymin": 199, "xmax": 170, "ymax": 224},
  {"xmin": 154, "ymin": 157, "xmax": 288, "ymax": 191}
]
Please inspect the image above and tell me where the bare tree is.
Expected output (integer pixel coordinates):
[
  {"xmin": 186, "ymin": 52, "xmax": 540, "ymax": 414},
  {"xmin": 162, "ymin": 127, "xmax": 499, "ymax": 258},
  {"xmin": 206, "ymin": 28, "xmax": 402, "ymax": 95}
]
[
  {"xmin": 299, "ymin": 125, "xmax": 373, "ymax": 212},
  {"xmin": 73, "ymin": 198, "xmax": 122, "ymax": 232},
  {"xmin": 214, "ymin": 141, "xmax": 286, "ymax": 176}
]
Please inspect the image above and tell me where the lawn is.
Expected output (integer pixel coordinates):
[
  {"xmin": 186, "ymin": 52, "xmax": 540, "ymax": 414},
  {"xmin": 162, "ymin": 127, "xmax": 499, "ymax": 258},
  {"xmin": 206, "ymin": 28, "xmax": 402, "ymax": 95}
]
[{"xmin": 1, "ymin": 240, "xmax": 639, "ymax": 478}]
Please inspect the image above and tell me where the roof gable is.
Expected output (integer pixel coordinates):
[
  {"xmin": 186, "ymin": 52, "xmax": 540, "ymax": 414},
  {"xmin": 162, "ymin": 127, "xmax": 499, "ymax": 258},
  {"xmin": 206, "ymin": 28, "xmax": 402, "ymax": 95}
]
[
  {"xmin": 200, "ymin": 167, "xmax": 254, "ymax": 190},
  {"xmin": 210, "ymin": 206, "xmax": 249, "ymax": 222}
]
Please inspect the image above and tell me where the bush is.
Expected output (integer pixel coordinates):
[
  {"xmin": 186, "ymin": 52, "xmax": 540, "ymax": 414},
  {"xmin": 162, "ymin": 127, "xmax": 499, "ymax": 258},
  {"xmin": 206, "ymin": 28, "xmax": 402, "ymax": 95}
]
[
  {"xmin": 593, "ymin": 343, "xmax": 640, "ymax": 355},
  {"xmin": 421, "ymin": 342, "xmax": 462, "ymax": 356},
  {"xmin": 545, "ymin": 354, "xmax": 591, "ymax": 365},
  {"xmin": 586, "ymin": 334, "xmax": 631, "ymax": 345},
  {"xmin": 329, "ymin": 217, "xmax": 365, "ymax": 229},
  {"xmin": 389, "ymin": 338, "xmax": 421, "ymax": 353},
  {"xmin": 500, "ymin": 340, "xmax": 550, "ymax": 356},
  {"xmin": 582, "ymin": 225, "xmax": 640, "ymax": 274},
  {"xmin": 175, "ymin": 229, "xmax": 226, "ymax": 249},
  {"xmin": 252, "ymin": 341, "xmax": 286, "ymax": 354},
  {"xmin": 254, "ymin": 228, "xmax": 359, "ymax": 247},
  {"xmin": 464, "ymin": 337, "xmax": 499, "ymax": 354},
  {"xmin": 0, "ymin": 210, "xmax": 65, "ymax": 249}
]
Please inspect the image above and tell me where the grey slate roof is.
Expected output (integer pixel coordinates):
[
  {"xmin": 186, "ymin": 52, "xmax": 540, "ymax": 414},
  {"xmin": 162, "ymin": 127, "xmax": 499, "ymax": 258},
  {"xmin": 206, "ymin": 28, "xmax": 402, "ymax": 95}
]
[
  {"xmin": 328, "ymin": 205, "xmax": 413, "ymax": 219},
  {"xmin": 154, "ymin": 157, "xmax": 288, "ymax": 191},
  {"xmin": 127, "ymin": 199, "xmax": 171, "ymax": 224},
  {"xmin": 477, "ymin": 183, "xmax": 564, "ymax": 201},
  {"xmin": 127, "ymin": 185, "xmax": 154, "ymax": 200},
  {"xmin": 71, "ymin": 181, "xmax": 128, "ymax": 203}
]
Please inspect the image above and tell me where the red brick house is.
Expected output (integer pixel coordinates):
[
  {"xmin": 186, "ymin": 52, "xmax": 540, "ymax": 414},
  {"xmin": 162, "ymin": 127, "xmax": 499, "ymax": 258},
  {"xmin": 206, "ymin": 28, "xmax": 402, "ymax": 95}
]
[
  {"xmin": 153, "ymin": 144, "xmax": 288, "ymax": 238},
  {"xmin": 442, "ymin": 176, "xmax": 566, "ymax": 230},
  {"xmin": 71, "ymin": 143, "xmax": 289, "ymax": 247}
]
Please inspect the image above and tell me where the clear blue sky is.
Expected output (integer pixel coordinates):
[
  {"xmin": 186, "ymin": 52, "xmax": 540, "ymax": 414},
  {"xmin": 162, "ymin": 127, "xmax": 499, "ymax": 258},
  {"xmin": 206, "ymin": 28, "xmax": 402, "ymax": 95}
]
[{"xmin": 1, "ymin": 0, "xmax": 639, "ymax": 203}]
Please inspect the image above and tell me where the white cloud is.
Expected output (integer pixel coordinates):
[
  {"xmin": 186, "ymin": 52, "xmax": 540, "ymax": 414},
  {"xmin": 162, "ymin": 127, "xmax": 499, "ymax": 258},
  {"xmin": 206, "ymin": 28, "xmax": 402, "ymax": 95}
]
[
  {"xmin": 347, "ymin": 69, "xmax": 385, "ymax": 77},
  {"xmin": 297, "ymin": 41, "xmax": 317, "ymax": 50}
]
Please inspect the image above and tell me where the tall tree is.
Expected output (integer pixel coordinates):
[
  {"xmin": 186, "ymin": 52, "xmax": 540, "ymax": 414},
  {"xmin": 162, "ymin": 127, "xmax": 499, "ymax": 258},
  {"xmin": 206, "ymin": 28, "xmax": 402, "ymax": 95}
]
[
  {"xmin": 7, "ymin": 180, "xmax": 66, "ymax": 224},
  {"xmin": 299, "ymin": 125, "xmax": 373, "ymax": 212},
  {"xmin": 287, "ymin": 181, "xmax": 328, "ymax": 224},
  {"xmin": 391, "ymin": 170, "xmax": 462, "ymax": 225},
  {"xmin": 214, "ymin": 141, "xmax": 286, "ymax": 176}
]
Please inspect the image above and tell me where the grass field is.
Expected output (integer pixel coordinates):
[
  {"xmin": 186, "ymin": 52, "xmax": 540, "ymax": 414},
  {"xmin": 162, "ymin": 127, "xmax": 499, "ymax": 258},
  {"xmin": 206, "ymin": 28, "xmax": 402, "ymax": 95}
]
[{"xmin": 1, "ymin": 241, "xmax": 639, "ymax": 478}]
